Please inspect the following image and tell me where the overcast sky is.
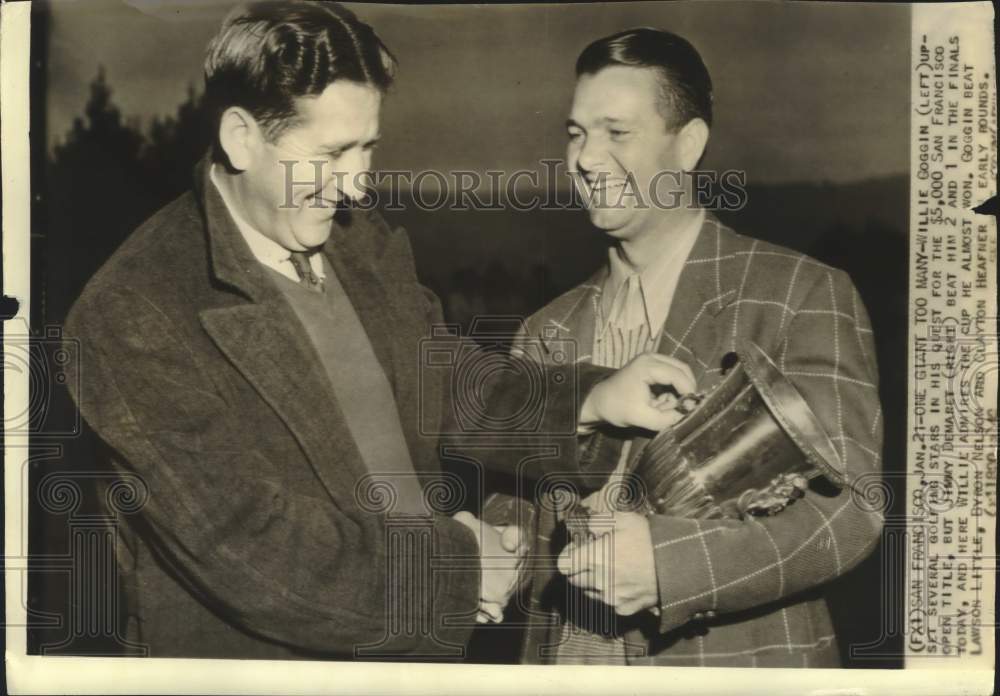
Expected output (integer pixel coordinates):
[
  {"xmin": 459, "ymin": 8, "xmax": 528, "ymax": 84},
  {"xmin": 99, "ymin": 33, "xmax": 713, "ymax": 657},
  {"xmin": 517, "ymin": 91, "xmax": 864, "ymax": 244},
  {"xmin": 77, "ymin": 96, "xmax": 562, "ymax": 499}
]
[{"xmin": 41, "ymin": 0, "xmax": 910, "ymax": 185}]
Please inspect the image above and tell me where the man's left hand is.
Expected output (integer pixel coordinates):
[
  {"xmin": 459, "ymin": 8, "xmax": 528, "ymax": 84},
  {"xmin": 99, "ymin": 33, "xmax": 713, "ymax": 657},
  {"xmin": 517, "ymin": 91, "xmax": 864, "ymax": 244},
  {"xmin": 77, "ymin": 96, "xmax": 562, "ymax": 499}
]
[
  {"xmin": 578, "ymin": 352, "xmax": 696, "ymax": 432},
  {"xmin": 556, "ymin": 511, "xmax": 659, "ymax": 616}
]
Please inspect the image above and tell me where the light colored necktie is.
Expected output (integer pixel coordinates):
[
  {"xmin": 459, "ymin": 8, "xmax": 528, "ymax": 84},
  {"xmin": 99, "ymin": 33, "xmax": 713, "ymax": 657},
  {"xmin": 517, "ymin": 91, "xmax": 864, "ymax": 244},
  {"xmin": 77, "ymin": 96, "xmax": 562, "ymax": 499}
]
[{"xmin": 600, "ymin": 272, "xmax": 651, "ymax": 369}]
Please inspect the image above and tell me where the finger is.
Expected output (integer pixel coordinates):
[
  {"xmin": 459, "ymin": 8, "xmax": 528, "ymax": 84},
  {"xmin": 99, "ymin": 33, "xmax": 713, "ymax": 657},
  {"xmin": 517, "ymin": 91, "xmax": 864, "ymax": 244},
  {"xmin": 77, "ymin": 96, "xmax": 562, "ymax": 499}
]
[
  {"xmin": 651, "ymin": 392, "xmax": 678, "ymax": 410},
  {"xmin": 631, "ymin": 405, "xmax": 686, "ymax": 432},
  {"xmin": 557, "ymin": 545, "xmax": 577, "ymax": 576},
  {"xmin": 479, "ymin": 601, "xmax": 504, "ymax": 623},
  {"xmin": 581, "ymin": 490, "xmax": 606, "ymax": 512},
  {"xmin": 665, "ymin": 356, "xmax": 696, "ymax": 388},
  {"xmin": 557, "ymin": 543, "xmax": 594, "ymax": 578},
  {"xmin": 656, "ymin": 408, "xmax": 687, "ymax": 428},
  {"xmin": 568, "ymin": 540, "xmax": 608, "ymax": 591},
  {"xmin": 565, "ymin": 567, "xmax": 600, "ymax": 591},
  {"xmin": 638, "ymin": 353, "xmax": 697, "ymax": 388},
  {"xmin": 583, "ymin": 516, "xmax": 614, "ymax": 540},
  {"xmin": 497, "ymin": 525, "xmax": 523, "ymax": 553},
  {"xmin": 616, "ymin": 602, "xmax": 639, "ymax": 616},
  {"xmin": 453, "ymin": 510, "xmax": 476, "ymax": 525},
  {"xmin": 634, "ymin": 353, "xmax": 696, "ymax": 395},
  {"xmin": 640, "ymin": 361, "xmax": 697, "ymax": 396}
]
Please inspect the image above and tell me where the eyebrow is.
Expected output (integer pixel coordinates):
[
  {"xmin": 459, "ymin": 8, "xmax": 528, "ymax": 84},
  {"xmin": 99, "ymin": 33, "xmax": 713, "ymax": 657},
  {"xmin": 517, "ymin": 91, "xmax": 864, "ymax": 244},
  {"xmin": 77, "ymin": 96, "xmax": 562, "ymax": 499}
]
[
  {"xmin": 565, "ymin": 116, "xmax": 628, "ymax": 129},
  {"xmin": 318, "ymin": 134, "xmax": 381, "ymax": 151}
]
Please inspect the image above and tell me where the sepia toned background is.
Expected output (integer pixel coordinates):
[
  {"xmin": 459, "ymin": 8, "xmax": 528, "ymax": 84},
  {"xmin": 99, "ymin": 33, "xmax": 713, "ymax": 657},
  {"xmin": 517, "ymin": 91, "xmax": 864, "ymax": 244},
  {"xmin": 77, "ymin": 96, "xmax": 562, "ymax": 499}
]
[{"xmin": 28, "ymin": 0, "xmax": 910, "ymax": 667}]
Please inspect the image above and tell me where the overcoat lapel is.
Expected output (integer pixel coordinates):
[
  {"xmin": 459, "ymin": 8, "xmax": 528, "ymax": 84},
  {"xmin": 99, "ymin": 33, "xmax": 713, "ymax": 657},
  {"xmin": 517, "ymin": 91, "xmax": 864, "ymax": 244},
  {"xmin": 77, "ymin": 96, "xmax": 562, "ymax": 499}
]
[
  {"xmin": 322, "ymin": 217, "xmax": 399, "ymax": 391},
  {"xmin": 321, "ymin": 215, "xmax": 438, "ymax": 482},
  {"xmin": 193, "ymin": 161, "xmax": 371, "ymax": 508}
]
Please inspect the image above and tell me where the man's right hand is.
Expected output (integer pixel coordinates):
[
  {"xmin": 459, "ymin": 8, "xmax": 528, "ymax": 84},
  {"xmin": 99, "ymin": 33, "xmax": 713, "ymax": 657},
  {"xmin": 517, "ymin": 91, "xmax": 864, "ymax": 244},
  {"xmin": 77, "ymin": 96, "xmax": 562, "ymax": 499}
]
[
  {"xmin": 579, "ymin": 352, "xmax": 696, "ymax": 432},
  {"xmin": 452, "ymin": 511, "xmax": 526, "ymax": 621}
]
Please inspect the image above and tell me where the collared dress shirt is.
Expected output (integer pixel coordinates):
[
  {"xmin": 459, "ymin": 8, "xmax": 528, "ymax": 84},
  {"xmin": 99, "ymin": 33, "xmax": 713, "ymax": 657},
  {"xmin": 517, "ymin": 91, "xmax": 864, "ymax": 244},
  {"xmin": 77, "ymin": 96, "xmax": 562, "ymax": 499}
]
[
  {"xmin": 210, "ymin": 164, "xmax": 326, "ymax": 282},
  {"xmin": 557, "ymin": 208, "xmax": 704, "ymax": 663}
]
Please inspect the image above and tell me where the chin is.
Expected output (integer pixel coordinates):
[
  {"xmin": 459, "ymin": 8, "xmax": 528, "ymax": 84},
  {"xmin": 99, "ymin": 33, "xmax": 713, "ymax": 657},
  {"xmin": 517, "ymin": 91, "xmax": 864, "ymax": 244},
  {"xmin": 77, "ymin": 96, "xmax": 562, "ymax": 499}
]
[
  {"xmin": 294, "ymin": 227, "xmax": 333, "ymax": 250},
  {"xmin": 588, "ymin": 209, "xmax": 636, "ymax": 238}
]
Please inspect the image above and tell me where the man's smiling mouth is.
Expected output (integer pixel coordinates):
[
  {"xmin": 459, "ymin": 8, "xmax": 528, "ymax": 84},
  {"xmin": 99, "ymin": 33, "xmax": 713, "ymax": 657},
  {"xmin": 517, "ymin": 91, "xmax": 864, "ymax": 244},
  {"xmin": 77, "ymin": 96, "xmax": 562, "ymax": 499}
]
[{"xmin": 585, "ymin": 178, "xmax": 628, "ymax": 205}]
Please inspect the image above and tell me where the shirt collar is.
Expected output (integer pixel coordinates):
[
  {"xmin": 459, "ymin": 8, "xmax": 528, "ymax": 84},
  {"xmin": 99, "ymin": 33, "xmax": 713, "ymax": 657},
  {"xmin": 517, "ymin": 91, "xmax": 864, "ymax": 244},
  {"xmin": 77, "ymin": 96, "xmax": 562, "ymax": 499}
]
[
  {"xmin": 601, "ymin": 207, "xmax": 705, "ymax": 333},
  {"xmin": 209, "ymin": 164, "xmax": 325, "ymax": 281}
]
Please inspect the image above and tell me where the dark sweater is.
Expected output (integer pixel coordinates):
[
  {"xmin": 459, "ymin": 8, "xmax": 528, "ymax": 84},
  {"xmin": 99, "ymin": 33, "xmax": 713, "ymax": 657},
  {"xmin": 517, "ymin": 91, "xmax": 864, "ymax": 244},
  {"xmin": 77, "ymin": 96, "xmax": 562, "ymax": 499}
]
[{"xmin": 265, "ymin": 260, "xmax": 427, "ymax": 514}]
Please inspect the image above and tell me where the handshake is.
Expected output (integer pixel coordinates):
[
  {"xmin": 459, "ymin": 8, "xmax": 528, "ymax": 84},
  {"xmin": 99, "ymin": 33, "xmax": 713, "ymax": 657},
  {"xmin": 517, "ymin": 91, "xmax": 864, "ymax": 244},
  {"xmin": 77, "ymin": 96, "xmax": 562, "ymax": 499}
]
[
  {"xmin": 452, "ymin": 511, "xmax": 529, "ymax": 623},
  {"xmin": 451, "ymin": 507, "xmax": 662, "ymax": 623},
  {"xmin": 446, "ymin": 351, "xmax": 701, "ymax": 623}
]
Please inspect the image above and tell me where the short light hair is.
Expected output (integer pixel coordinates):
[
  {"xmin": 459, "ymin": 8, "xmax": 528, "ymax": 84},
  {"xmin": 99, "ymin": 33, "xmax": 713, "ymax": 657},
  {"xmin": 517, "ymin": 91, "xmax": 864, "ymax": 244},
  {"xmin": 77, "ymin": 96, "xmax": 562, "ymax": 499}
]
[
  {"xmin": 204, "ymin": 0, "xmax": 396, "ymax": 149},
  {"xmin": 576, "ymin": 28, "xmax": 713, "ymax": 130}
]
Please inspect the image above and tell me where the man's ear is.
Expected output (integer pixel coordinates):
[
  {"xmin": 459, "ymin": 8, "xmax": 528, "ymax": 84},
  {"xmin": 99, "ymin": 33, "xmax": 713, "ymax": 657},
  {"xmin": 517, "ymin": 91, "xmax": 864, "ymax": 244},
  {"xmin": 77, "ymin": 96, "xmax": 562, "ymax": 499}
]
[
  {"xmin": 218, "ymin": 106, "xmax": 259, "ymax": 172},
  {"xmin": 676, "ymin": 118, "xmax": 710, "ymax": 172}
]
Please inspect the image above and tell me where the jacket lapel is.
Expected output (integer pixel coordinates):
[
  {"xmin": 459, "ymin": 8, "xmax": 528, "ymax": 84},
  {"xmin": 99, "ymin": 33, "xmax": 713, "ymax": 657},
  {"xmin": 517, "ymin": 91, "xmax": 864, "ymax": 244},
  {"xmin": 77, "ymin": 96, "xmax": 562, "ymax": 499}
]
[
  {"xmin": 535, "ymin": 271, "xmax": 603, "ymax": 364},
  {"xmin": 322, "ymin": 214, "xmax": 399, "ymax": 391},
  {"xmin": 656, "ymin": 213, "xmax": 739, "ymax": 387},
  {"xmin": 618, "ymin": 214, "xmax": 740, "ymax": 474},
  {"xmin": 321, "ymin": 214, "xmax": 437, "ymax": 481},
  {"xmin": 538, "ymin": 213, "xmax": 742, "ymax": 387},
  {"xmin": 193, "ymin": 160, "xmax": 370, "ymax": 506}
]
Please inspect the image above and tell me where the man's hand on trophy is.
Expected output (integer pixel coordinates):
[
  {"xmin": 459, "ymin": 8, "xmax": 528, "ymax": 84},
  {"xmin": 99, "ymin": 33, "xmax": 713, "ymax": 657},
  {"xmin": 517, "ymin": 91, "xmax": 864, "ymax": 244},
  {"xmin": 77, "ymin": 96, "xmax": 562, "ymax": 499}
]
[
  {"xmin": 556, "ymin": 510, "xmax": 659, "ymax": 616},
  {"xmin": 453, "ymin": 512, "xmax": 526, "ymax": 623},
  {"xmin": 579, "ymin": 352, "xmax": 696, "ymax": 432}
]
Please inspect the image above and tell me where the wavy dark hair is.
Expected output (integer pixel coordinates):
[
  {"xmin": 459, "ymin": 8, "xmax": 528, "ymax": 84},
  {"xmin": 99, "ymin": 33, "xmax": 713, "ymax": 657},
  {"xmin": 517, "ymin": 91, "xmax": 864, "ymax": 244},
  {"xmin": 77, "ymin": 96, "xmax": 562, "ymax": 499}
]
[
  {"xmin": 576, "ymin": 27, "xmax": 713, "ymax": 131},
  {"xmin": 203, "ymin": 0, "xmax": 396, "ymax": 153}
]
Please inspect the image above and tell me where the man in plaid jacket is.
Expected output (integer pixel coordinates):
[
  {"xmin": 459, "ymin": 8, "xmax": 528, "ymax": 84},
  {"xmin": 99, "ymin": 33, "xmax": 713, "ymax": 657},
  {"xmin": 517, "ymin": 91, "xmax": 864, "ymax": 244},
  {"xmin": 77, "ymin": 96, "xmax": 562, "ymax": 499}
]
[{"xmin": 484, "ymin": 28, "xmax": 883, "ymax": 667}]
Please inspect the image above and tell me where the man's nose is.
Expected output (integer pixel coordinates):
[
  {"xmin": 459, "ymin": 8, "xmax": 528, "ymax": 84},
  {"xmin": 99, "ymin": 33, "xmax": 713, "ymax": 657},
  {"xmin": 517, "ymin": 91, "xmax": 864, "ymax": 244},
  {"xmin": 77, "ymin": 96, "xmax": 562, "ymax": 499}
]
[
  {"xmin": 326, "ymin": 150, "xmax": 371, "ymax": 202},
  {"xmin": 575, "ymin": 136, "xmax": 605, "ymax": 177}
]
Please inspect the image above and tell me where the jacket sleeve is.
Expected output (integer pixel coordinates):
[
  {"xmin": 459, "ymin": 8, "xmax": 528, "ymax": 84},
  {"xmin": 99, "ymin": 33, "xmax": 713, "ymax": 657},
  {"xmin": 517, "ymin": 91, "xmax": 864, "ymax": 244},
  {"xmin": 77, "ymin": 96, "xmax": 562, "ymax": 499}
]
[
  {"xmin": 434, "ymin": 302, "xmax": 613, "ymax": 490},
  {"xmin": 65, "ymin": 285, "xmax": 480, "ymax": 656},
  {"xmin": 647, "ymin": 268, "xmax": 884, "ymax": 633}
]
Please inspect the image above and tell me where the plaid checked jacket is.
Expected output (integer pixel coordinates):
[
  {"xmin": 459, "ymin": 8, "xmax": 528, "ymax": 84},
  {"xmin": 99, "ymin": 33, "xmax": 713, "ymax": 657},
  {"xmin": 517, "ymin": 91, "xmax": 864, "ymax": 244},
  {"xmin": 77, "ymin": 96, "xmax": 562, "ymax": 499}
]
[{"xmin": 485, "ymin": 213, "xmax": 884, "ymax": 667}]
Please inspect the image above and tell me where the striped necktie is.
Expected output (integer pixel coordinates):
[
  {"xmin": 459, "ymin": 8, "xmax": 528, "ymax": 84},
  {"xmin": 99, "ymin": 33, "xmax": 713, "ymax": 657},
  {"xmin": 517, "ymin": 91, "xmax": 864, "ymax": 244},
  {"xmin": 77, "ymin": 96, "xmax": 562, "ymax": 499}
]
[{"xmin": 288, "ymin": 251, "xmax": 324, "ymax": 293}]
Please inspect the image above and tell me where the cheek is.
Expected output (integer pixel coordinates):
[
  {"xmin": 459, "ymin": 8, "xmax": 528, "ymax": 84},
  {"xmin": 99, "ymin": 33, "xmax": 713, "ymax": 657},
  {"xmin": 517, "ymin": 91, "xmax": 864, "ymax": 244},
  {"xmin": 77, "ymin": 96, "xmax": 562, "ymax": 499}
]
[
  {"xmin": 245, "ymin": 170, "xmax": 285, "ymax": 217},
  {"xmin": 286, "ymin": 160, "xmax": 328, "ymax": 200},
  {"xmin": 655, "ymin": 141, "xmax": 684, "ymax": 174},
  {"xmin": 626, "ymin": 143, "xmax": 656, "ymax": 171},
  {"xmin": 566, "ymin": 143, "xmax": 580, "ymax": 168},
  {"xmin": 620, "ymin": 152, "xmax": 661, "ymax": 194}
]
